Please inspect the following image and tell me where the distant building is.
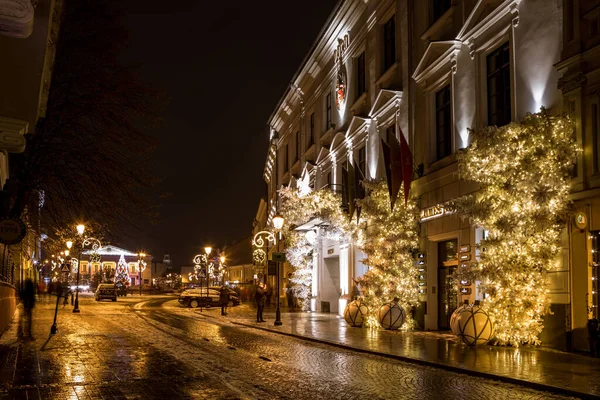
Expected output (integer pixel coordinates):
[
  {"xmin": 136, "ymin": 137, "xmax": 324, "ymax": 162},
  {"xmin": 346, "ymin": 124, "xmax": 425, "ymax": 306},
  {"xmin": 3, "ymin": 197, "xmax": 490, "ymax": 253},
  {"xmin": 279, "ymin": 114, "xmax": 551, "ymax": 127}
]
[
  {"xmin": 224, "ymin": 237, "xmax": 253, "ymax": 285},
  {"xmin": 80, "ymin": 245, "xmax": 152, "ymax": 287}
]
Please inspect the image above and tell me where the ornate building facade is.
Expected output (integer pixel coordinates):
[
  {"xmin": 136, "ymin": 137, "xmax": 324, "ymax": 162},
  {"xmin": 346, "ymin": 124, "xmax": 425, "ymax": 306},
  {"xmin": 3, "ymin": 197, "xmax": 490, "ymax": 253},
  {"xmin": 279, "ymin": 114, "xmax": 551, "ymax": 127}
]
[{"xmin": 262, "ymin": 0, "xmax": 586, "ymax": 350}]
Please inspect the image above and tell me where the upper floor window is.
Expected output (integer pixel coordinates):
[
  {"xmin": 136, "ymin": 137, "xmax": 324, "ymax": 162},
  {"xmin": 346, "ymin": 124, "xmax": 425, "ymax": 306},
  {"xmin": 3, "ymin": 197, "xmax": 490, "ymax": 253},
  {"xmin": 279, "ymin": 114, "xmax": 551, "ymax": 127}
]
[
  {"xmin": 357, "ymin": 52, "xmax": 366, "ymax": 97},
  {"xmin": 435, "ymin": 85, "xmax": 452, "ymax": 160},
  {"xmin": 325, "ymin": 93, "xmax": 332, "ymax": 129},
  {"xmin": 357, "ymin": 146, "xmax": 366, "ymax": 178},
  {"xmin": 295, "ymin": 131, "xmax": 300, "ymax": 162},
  {"xmin": 308, "ymin": 113, "xmax": 315, "ymax": 148},
  {"xmin": 432, "ymin": 0, "xmax": 451, "ymax": 23},
  {"xmin": 487, "ymin": 42, "xmax": 511, "ymax": 127},
  {"xmin": 383, "ymin": 15, "xmax": 396, "ymax": 72},
  {"xmin": 283, "ymin": 144, "xmax": 289, "ymax": 172},
  {"xmin": 386, "ymin": 124, "xmax": 396, "ymax": 144}
]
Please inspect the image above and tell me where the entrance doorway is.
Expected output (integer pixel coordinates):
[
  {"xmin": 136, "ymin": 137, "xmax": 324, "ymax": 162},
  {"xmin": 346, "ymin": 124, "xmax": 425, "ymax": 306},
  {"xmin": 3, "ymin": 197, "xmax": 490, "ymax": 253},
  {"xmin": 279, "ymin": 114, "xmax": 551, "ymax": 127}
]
[{"xmin": 438, "ymin": 239, "xmax": 458, "ymax": 330}]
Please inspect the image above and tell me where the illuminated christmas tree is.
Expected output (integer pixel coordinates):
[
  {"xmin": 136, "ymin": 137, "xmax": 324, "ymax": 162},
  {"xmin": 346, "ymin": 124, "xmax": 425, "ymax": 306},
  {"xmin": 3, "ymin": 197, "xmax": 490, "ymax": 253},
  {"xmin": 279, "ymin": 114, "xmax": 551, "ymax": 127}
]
[
  {"xmin": 356, "ymin": 180, "xmax": 420, "ymax": 328},
  {"xmin": 114, "ymin": 254, "xmax": 131, "ymax": 290},
  {"xmin": 457, "ymin": 109, "xmax": 579, "ymax": 346}
]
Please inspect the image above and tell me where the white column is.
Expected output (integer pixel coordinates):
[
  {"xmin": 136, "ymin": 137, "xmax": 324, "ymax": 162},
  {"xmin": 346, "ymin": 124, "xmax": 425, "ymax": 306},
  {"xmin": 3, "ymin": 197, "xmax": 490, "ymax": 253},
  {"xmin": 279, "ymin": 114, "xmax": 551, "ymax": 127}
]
[{"xmin": 339, "ymin": 244, "xmax": 349, "ymax": 314}]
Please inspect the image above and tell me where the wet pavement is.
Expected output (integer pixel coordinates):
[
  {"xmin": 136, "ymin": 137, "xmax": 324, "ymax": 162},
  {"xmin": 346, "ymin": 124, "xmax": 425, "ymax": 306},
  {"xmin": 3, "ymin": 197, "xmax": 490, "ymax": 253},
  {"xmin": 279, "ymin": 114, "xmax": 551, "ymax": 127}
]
[
  {"xmin": 212, "ymin": 302, "xmax": 600, "ymax": 399},
  {"xmin": 0, "ymin": 294, "xmax": 585, "ymax": 399}
]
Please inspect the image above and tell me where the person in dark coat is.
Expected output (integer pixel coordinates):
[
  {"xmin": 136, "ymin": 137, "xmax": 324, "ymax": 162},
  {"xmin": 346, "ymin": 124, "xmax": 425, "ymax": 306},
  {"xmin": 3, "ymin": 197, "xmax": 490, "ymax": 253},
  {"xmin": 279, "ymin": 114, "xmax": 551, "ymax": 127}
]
[
  {"xmin": 20, "ymin": 279, "xmax": 36, "ymax": 339},
  {"xmin": 219, "ymin": 286, "xmax": 230, "ymax": 316},
  {"xmin": 255, "ymin": 283, "xmax": 266, "ymax": 322}
]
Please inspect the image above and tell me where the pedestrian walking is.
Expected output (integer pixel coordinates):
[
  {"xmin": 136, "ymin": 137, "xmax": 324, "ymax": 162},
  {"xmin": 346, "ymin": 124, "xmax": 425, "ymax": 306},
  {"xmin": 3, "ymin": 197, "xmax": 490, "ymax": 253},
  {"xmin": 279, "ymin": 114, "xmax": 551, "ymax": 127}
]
[
  {"xmin": 20, "ymin": 279, "xmax": 36, "ymax": 340},
  {"xmin": 255, "ymin": 282, "xmax": 266, "ymax": 322},
  {"xmin": 219, "ymin": 286, "xmax": 230, "ymax": 316}
]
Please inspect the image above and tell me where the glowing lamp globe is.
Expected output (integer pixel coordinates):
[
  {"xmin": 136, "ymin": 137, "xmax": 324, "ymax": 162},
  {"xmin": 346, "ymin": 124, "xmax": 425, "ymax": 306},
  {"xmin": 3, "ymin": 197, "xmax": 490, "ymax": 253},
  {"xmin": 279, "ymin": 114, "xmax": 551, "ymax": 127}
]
[
  {"xmin": 377, "ymin": 300, "xmax": 406, "ymax": 330},
  {"xmin": 204, "ymin": 246, "xmax": 212, "ymax": 255},
  {"xmin": 272, "ymin": 214, "xmax": 285, "ymax": 230},
  {"xmin": 76, "ymin": 224, "xmax": 85, "ymax": 235},
  {"xmin": 456, "ymin": 304, "xmax": 494, "ymax": 346},
  {"xmin": 344, "ymin": 299, "xmax": 369, "ymax": 327}
]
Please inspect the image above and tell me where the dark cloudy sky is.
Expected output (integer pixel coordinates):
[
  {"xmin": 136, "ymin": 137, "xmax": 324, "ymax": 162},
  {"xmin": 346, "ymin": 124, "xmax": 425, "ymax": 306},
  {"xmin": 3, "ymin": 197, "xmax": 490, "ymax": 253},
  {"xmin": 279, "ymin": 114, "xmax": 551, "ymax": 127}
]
[{"xmin": 115, "ymin": 1, "xmax": 338, "ymax": 268}]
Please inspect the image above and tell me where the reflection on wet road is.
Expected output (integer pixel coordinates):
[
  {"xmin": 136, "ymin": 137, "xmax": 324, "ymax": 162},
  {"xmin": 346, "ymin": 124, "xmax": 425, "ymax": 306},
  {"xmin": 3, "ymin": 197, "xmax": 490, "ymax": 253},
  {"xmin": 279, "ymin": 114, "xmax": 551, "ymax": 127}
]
[{"xmin": 0, "ymin": 295, "xmax": 575, "ymax": 399}]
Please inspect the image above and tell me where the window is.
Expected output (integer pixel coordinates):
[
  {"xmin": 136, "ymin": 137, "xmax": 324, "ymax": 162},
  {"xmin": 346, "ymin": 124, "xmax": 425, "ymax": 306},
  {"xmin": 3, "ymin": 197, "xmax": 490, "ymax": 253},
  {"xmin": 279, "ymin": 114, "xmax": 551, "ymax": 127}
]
[
  {"xmin": 307, "ymin": 113, "xmax": 315, "ymax": 148},
  {"xmin": 295, "ymin": 131, "xmax": 300, "ymax": 162},
  {"xmin": 487, "ymin": 42, "xmax": 511, "ymax": 127},
  {"xmin": 435, "ymin": 85, "xmax": 452, "ymax": 160},
  {"xmin": 357, "ymin": 52, "xmax": 366, "ymax": 97},
  {"xmin": 386, "ymin": 124, "xmax": 396, "ymax": 144},
  {"xmin": 283, "ymin": 144, "xmax": 289, "ymax": 172},
  {"xmin": 432, "ymin": 0, "xmax": 451, "ymax": 22},
  {"xmin": 383, "ymin": 15, "xmax": 396, "ymax": 72},
  {"xmin": 325, "ymin": 93, "xmax": 332, "ymax": 129},
  {"xmin": 357, "ymin": 147, "xmax": 366, "ymax": 178}
]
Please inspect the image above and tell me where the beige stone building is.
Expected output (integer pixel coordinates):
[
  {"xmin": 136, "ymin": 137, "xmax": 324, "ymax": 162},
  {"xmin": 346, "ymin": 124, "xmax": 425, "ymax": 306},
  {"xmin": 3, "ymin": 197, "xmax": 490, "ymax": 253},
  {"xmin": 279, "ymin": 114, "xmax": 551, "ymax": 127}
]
[
  {"xmin": 555, "ymin": 0, "xmax": 600, "ymax": 351},
  {"xmin": 0, "ymin": 0, "xmax": 62, "ymax": 333},
  {"xmin": 262, "ymin": 0, "xmax": 587, "ymax": 350}
]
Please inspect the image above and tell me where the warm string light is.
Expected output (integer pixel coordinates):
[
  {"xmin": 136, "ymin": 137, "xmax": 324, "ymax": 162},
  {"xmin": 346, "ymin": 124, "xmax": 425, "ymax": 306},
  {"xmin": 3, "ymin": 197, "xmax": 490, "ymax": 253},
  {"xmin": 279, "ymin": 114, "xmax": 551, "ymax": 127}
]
[
  {"xmin": 455, "ymin": 109, "xmax": 579, "ymax": 346},
  {"xmin": 279, "ymin": 180, "xmax": 420, "ymax": 324}
]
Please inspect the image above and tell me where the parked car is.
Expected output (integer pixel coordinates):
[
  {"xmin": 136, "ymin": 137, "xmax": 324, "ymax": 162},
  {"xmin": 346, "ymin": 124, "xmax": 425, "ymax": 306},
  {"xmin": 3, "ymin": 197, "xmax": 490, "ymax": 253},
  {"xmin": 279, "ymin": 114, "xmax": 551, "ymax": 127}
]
[
  {"xmin": 95, "ymin": 284, "xmax": 117, "ymax": 302},
  {"xmin": 178, "ymin": 287, "xmax": 240, "ymax": 308}
]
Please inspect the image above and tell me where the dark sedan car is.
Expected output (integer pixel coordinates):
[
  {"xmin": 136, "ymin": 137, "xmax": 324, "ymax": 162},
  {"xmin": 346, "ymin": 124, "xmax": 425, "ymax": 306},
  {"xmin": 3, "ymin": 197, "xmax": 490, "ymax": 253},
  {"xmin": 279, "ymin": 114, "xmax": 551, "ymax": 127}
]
[{"xmin": 178, "ymin": 287, "xmax": 240, "ymax": 308}]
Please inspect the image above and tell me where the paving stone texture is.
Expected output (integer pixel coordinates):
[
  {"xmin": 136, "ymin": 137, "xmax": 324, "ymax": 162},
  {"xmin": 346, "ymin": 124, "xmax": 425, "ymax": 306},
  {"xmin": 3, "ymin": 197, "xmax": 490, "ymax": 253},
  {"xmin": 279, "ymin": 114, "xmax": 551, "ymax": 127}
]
[{"xmin": 0, "ymin": 294, "xmax": 588, "ymax": 399}]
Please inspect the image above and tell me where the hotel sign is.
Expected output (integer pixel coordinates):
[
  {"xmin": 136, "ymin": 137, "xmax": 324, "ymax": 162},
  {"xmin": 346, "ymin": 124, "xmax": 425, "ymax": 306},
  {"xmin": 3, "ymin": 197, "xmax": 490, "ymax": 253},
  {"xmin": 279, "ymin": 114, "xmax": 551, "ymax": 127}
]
[{"xmin": 420, "ymin": 203, "xmax": 454, "ymax": 222}]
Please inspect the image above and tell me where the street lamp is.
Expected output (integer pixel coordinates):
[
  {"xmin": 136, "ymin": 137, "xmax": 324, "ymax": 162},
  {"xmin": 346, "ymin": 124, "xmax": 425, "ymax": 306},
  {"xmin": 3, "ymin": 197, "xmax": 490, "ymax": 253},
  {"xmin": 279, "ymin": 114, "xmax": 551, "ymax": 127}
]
[
  {"xmin": 72, "ymin": 224, "xmax": 85, "ymax": 313},
  {"xmin": 137, "ymin": 252, "xmax": 146, "ymax": 296},
  {"xmin": 252, "ymin": 214, "xmax": 285, "ymax": 327},
  {"xmin": 72, "ymin": 224, "xmax": 102, "ymax": 313},
  {"xmin": 204, "ymin": 246, "xmax": 212, "ymax": 305},
  {"xmin": 272, "ymin": 214, "xmax": 285, "ymax": 326}
]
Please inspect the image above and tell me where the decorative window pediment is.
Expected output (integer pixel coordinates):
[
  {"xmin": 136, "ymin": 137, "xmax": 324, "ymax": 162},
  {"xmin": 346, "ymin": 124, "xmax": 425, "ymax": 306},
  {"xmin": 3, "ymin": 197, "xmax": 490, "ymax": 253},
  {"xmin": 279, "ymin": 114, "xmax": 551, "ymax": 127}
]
[
  {"xmin": 412, "ymin": 40, "xmax": 462, "ymax": 91},
  {"xmin": 315, "ymin": 147, "xmax": 330, "ymax": 165},
  {"xmin": 345, "ymin": 116, "xmax": 369, "ymax": 145},
  {"xmin": 369, "ymin": 89, "xmax": 402, "ymax": 120},
  {"xmin": 457, "ymin": 0, "xmax": 520, "ymax": 58},
  {"xmin": 330, "ymin": 132, "xmax": 347, "ymax": 153}
]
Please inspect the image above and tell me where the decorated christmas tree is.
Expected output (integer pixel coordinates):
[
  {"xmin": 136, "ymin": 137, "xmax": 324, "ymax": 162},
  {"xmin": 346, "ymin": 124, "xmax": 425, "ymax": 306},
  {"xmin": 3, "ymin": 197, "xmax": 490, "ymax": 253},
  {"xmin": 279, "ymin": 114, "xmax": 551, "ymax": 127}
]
[
  {"xmin": 114, "ymin": 254, "xmax": 131, "ymax": 290},
  {"xmin": 456, "ymin": 109, "xmax": 579, "ymax": 346},
  {"xmin": 357, "ymin": 180, "xmax": 420, "ymax": 328}
]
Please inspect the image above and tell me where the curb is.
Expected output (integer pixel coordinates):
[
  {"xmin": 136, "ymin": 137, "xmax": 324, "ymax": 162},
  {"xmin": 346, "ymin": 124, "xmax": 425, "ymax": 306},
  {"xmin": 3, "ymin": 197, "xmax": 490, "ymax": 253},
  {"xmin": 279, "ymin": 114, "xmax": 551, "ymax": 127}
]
[{"xmin": 222, "ymin": 318, "xmax": 597, "ymax": 400}]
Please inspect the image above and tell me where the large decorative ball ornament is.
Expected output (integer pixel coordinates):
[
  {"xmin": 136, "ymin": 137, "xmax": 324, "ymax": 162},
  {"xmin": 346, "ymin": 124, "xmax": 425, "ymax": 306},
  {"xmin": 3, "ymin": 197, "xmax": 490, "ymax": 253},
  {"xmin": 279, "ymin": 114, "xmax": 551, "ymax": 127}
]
[
  {"xmin": 377, "ymin": 301, "xmax": 406, "ymax": 330},
  {"xmin": 456, "ymin": 305, "xmax": 494, "ymax": 346},
  {"xmin": 344, "ymin": 299, "xmax": 369, "ymax": 327},
  {"xmin": 450, "ymin": 303, "xmax": 470, "ymax": 335}
]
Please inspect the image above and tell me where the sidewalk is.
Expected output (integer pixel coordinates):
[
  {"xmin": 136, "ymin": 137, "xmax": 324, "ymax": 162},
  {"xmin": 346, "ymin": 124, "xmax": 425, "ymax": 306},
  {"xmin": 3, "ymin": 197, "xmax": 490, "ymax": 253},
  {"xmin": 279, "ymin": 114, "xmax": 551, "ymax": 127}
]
[{"xmin": 209, "ymin": 303, "xmax": 600, "ymax": 399}]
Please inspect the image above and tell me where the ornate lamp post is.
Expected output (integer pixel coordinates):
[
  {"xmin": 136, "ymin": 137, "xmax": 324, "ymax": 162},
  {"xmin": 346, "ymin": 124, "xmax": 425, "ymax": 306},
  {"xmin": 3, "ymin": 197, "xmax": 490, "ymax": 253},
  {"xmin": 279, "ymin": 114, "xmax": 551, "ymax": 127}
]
[
  {"xmin": 72, "ymin": 224, "xmax": 102, "ymax": 313},
  {"xmin": 192, "ymin": 246, "xmax": 212, "ymax": 310},
  {"xmin": 272, "ymin": 215, "xmax": 285, "ymax": 326},
  {"xmin": 137, "ymin": 252, "xmax": 146, "ymax": 296},
  {"xmin": 253, "ymin": 214, "xmax": 285, "ymax": 326}
]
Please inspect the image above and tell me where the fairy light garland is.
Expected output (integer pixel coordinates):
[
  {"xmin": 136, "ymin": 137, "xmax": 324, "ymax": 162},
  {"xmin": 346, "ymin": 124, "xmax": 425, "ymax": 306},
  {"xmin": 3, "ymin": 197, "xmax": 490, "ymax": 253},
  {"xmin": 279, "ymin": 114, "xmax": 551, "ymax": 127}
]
[
  {"xmin": 456, "ymin": 109, "xmax": 579, "ymax": 346},
  {"xmin": 279, "ymin": 180, "xmax": 420, "ymax": 322}
]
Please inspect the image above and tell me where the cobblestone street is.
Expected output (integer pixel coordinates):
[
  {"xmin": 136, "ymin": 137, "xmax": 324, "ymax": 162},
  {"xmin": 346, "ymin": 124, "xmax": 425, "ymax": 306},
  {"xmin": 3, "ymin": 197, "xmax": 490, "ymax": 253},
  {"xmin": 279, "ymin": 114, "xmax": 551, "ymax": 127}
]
[{"xmin": 0, "ymin": 294, "xmax": 579, "ymax": 399}]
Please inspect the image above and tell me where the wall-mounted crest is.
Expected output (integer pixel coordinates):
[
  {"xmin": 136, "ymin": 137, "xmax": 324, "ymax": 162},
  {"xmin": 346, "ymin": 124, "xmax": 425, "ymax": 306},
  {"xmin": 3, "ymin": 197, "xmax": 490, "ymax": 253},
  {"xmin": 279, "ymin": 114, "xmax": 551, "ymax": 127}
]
[{"xmin": 334, "ymin": 34, "xmax": 350, "ymax": 111}]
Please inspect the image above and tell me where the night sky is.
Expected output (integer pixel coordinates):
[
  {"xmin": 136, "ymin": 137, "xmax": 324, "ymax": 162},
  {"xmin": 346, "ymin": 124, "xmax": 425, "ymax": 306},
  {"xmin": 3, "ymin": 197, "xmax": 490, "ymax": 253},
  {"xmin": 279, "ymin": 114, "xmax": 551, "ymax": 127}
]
[{"xmin": 115, "ymin": 1, "xmax": 338, "ymax": 268}]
